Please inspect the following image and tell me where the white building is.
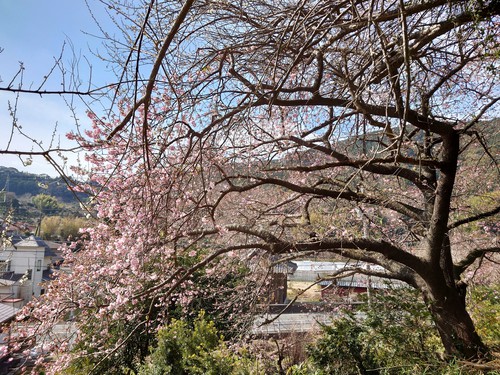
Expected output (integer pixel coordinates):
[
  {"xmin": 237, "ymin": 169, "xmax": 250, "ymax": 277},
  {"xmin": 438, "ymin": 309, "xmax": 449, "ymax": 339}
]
[{"xmin": 0, "ymin": 236, "xmax": 57, "ymax": 306}]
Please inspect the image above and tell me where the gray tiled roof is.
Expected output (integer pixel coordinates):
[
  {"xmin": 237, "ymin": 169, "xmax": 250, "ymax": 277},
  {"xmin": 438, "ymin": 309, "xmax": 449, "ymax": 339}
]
[
  {"xmin": 14, "ymin": 235, "xmax": 46, "ymax": 248},
  {"xmin": 0, "ymin": 272, "xmax": 24, "ymax": 283},
  {"xmin": 8, "ymin": 235, "xmax": 24, "ymax": 245},
  {"xmin": 14, "ymin": 235, "xmax": 57, "ymax": 257}
]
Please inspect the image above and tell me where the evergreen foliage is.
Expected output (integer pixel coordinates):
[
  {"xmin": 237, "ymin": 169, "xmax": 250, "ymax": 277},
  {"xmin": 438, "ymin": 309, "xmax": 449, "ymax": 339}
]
[
  {"xmin": 0, "ymin": 166, "xmax": 82, "ymax": 203},
  {"xmin": 304, "ymin": 286, "xmax": 499, "ymax": 374}
]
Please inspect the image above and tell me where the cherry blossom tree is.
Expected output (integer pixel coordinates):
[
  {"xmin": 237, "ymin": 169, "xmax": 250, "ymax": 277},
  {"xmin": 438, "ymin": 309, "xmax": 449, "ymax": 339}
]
[{"xmin": 8, "ymin": 0, "xmax": 500, "ymax": 372}]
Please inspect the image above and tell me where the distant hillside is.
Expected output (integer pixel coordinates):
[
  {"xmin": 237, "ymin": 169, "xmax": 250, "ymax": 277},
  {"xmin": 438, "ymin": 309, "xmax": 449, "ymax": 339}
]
[{"xmin": 0, "ymin": 166, "xmax": 80, "ymax": 203}]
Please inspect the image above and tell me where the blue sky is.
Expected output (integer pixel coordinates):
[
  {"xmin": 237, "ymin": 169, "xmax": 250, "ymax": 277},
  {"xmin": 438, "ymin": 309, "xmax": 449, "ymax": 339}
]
[{"xmin": 0, "ymin": 0, "xmax": 117, "ymax": 176}]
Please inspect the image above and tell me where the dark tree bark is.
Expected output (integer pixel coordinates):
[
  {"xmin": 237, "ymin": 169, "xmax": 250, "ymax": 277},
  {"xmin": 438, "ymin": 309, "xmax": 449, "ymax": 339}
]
[{"xmin": 425, "ymin": 284, "xmax": 489, "ymax": 360}]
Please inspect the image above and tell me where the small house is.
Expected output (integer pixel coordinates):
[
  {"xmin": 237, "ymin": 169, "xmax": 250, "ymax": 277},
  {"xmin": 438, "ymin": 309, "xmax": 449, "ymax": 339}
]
[{"xmin": 0, "ymin": 236, "xmax": 57, "ymax": 305}]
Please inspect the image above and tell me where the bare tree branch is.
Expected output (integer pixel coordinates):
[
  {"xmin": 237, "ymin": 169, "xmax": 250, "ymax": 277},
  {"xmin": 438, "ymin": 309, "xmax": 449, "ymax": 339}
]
[
  {"xmin": 449, "ymin": 205, "xmax": 500, "ymax": 230},
  {"xmin": 454, "ymin": 247, "xmax": 500, "ymax": 276}
]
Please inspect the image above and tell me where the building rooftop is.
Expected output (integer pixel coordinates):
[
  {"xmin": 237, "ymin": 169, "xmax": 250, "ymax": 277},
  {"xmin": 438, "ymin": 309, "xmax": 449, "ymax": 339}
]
[
  {"xmin": 0, "ymin": 272, "xmax": 24, "ymax": 284},
  {"xmin": 13, "ymin": 235, "xmax": 58, "ymax": 257},
  {"xmin": 292, "ymin": 260, "xmax": 386, "ymax": 273}
]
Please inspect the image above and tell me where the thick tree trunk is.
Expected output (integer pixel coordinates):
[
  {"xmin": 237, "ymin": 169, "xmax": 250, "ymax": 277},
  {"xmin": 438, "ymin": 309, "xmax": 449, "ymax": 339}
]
[{"xmin": 425, "ymin": 286, "xmax": 490, "ymax": 361}]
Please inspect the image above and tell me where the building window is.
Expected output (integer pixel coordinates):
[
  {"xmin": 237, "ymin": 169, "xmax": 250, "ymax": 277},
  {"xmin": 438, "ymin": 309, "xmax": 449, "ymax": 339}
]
[
  {"xmin": 36, "ymin": 259, "xmax": 42, "ymax": 271},
  {"xmin": 27, "ymin": 269, "xmax": 32, "ymax": 280}
]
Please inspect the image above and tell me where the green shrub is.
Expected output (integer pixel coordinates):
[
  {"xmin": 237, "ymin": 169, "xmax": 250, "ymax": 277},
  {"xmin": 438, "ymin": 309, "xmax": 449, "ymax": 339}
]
[
  {"xmin": 306, "ymin": 285, "xmax": 500, "ymax": 374},
  {"xmin": 307, "ymin": 287, "xmax": 450, "ymax": 374},
  {"xmin": 468, "ymin": 284, "xmax": 500, "ymax": 348},
  {"xmin": 138, "ymin": 311, "xmax": 259, "ymax": 375}
]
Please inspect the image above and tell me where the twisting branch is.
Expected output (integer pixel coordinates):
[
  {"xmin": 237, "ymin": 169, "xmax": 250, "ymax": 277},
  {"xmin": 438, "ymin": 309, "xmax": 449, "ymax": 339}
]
[
  {"xmin": 454, "ymin": 247, "xmax": 500, "ymax": 276},
  {"xmin": 222, "ymin": 175, "xmax": 425, "ymax": 220},
  {"xmin": 448, "ymin": 205, "xmax": 500, "ymax": 230}
]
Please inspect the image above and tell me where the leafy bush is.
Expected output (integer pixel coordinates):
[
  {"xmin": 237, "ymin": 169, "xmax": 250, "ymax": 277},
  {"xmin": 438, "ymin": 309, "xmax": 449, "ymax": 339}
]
[
  {"xmin": 138, "ymin": 312, "xmax": 258, "ymax": 375},
  {"xmin": 308, "ymin": 317, "xmax": 379, "ymax": 375},
  {"xmin": 305, "ymin": 285, "xmax": 500, "ymax": 374},
  {"xmin": 468, "ymin": 284, "xmax": 500, "ymax": 348},
  {"xmin": 307, "ymin": 287, "xmax": 451, "ymax": 374}
]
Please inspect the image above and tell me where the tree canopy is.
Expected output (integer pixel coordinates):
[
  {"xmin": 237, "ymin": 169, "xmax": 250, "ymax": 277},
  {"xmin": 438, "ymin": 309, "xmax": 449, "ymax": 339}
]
[{"xmin": 5, "ymin": 0, "xmax": 500, "ymax": 372}]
